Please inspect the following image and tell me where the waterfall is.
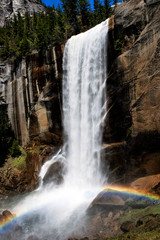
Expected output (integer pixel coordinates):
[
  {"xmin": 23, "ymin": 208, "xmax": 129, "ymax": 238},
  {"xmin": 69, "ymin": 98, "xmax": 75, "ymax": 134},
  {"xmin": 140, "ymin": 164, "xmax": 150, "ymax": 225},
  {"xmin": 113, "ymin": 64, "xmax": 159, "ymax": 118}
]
[
  {"xmin": 63, "ymin": 19, "xmax": 108, "ymax": 188},
  {"xmin": 11, "ymin": 19, "xmax": 109, "ymax": 240}
]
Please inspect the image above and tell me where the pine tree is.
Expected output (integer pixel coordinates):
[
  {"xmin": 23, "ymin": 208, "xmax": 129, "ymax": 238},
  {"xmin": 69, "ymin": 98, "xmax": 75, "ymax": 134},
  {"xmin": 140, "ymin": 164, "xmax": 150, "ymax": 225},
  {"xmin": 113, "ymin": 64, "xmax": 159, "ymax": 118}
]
[
  {"xmin": 53, "ymin": 5, "xmax": 67, "ymax": 42},
  {"xmin": 34, "ymin": 13, "xmax": 50, "ymax": 50},
  {"xmin": 17, "ymin": 13, "xmax": 24, "ymax": 43},
  {"xmin": 104, "ymin": 0, "xmax": 112, "ymax": 18},
  {"xmin": 60, "ymin": 0, "xmax": 80, "ymax": 34},
  {"xmin": 78, "ymin": 0, "xmax": 91, "ymax": 30},
  {"xmin": 93, "ymin": 0, "xmax": 104, "ymax": 26},
  {"xmin": 94, "ymin": 0, "xmax": 100, "ymax": 13},
  {"xmin": 24, "ymin": 12, "xmax": 31, "ymax": 37},
  {"xmin": 113, "ymin": 0, "xmax": 118, "ymax": 6}
]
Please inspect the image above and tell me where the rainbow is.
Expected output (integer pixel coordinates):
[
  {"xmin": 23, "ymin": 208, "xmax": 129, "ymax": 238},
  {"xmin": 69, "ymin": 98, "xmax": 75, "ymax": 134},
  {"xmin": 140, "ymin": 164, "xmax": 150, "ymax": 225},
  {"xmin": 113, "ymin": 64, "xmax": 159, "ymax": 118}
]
[
  {"xmin": 102, "ymin": 185, "xmax": 160, "ymax": 201},
  {"xmin": 0, "ymin": 185, "xmax": 160, "ymax": 235},
  {"xmin": 0, "ymin": 213, "xmax": 17, "ymax": 234}
]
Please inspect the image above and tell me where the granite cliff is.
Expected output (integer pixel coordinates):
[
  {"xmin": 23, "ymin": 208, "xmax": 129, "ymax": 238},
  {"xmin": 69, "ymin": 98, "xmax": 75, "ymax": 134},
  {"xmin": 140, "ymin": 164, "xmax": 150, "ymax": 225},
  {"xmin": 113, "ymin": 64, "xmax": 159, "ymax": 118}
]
[
  {"xmin": 104, "ymin": 0, "xmax": 160, "ymax": 183},
  {"xmin": 0, "ymin": 0, "xmax": 160, "ymax": 192},
  {"xmin": 0, "ymin": 47, "xmax": 63, "ymax": 146},
  {"xmin": 0, "ymin": 0, "xmax": 45, "ymax": 27}
]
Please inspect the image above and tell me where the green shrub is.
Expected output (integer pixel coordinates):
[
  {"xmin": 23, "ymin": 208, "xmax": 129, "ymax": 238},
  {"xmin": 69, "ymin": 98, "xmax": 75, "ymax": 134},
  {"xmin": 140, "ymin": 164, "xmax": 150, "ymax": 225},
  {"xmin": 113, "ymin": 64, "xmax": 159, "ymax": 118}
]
[
  {"xmin": 9, "ymin": 139, "xmax": 21, "ymax": 158},
  {"xmin": 8, "ymin": 146, "xmax": 27, "ymax": 171},
  {"xmin": 114, "ymin": 39, "xmax": 123, "ymax": 53}
]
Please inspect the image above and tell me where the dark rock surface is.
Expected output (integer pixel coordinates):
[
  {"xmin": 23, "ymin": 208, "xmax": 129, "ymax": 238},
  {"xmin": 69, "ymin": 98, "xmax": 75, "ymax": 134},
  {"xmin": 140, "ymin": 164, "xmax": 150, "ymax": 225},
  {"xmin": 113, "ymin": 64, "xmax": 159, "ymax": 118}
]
[
  {"xmin": 106, "ymin": 0, "xmax": 160, "ymax": 140},
  {"xmin": 0, "ymin": 46, "xmax": 63, "ymax": 146},
  {"xmin": 88, "ymin": 189, "xmax": 125, "ymax": 215},
  {"xmin": 104, "ymin": 0, "xmax": 160, "ymax": 183},
  {"xmin": 121, "ymin": 221, "xmax": 134, "ymax": 233},
  {"xmin": 43, "ymin": 161, "xmax": 64, "ymax": 185}
]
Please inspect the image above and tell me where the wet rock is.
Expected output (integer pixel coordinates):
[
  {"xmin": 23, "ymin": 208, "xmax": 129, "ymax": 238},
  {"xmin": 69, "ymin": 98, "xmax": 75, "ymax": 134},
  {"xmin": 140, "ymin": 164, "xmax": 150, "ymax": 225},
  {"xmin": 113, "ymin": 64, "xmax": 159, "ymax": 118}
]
[
  {"xmin": 68, "ymin": 238, "xmax": 79, "ymax": 240},
  {"xmin": 0, "ymin": 214, "xmax": 6, "ymax": 223},
  {"xmin": 2, "ymin": 210, "xmax": 13, "ymax": 217},
  {"xmin": 101, "ymin": 142, "xmax": 127, "ymax": 183},
  {"xmin": 12, "ymin": 224, "xmax": 25, "ymax": 239},
  {"xmin": 0, "ymin": 210, "xmax": 14, "ymax": 223},
  {"xmin": 36, "ymin": 132, "xmax": 62, "ymax": 145},
  {"xmin": 43, "ymin": 161, "xmax": 64, "ymax": 185},
  {"xmin": 120, "ymin": 221, "xmax": 134, "ymax": 233},
  {"xmin": 27, "ymin": 234, "xmax": 40, "ymax": 240},
  {"xmin": 136, "ymin": 219, "xmax": 143, "ymax": 227},
  {"xmin": 0, "ymin": 232, "xmax": 12, "ymax": 240},
  {"xmin": 26, "ymin": 152, "xmax": 41, "ymax": 190},
  {"xmin": 86, "ymin": 189, "xmax": 125, "ymax": 238},
  {"xmin": 88, "ymin": 189, "xmax": 125, "ymax": 214}
]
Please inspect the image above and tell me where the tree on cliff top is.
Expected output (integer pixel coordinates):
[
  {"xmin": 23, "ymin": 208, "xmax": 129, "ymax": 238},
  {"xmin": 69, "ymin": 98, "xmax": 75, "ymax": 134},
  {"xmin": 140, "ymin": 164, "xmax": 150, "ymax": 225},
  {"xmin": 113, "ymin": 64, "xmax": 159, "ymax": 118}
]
[
  {"xmin": 0, "ymin": 0, "xmax": 113, "ymax": 59},
  {"xmin": 78, "ymin": 0, "xmax": 91, "ymax": 31},
  {"xmin": 60, "ymin": 0, "xmax": 80, "ymax": 34}
]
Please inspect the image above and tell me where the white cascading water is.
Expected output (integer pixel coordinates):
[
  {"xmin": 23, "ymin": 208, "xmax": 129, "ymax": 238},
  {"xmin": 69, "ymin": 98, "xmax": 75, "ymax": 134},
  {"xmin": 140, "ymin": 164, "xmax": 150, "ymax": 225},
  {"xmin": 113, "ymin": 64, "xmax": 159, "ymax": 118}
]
[
  {"xmin": 63, "ymin": 19, "xmax": 108, "ymax": 188},
  {"xmin": 11, "ymin": 19, "xmax": 109, "ymax": 240}
]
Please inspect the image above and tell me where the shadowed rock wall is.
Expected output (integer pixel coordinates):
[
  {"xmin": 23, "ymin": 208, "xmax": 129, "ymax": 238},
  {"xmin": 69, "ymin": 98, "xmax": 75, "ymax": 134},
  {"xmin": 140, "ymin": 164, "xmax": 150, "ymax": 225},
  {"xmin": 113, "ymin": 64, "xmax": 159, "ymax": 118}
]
[
  {"xmin": 0, "ymin": 46, "xmax": 63, "ymax": 145},
  {"xmin": 103, "ymin": 0, "xmax": 160, "ymax": 183}
]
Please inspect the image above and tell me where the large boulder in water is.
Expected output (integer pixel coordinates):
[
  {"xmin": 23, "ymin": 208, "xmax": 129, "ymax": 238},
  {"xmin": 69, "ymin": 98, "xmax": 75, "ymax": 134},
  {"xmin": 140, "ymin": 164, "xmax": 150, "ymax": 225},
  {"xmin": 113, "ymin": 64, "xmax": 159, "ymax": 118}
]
[
  {"xmin": 43, "ymin": 161, "xmax": 64, "ymax": 185},
  {"xmin": 88, "ymin": 189, "xmax": 125, "ymax": 215}
]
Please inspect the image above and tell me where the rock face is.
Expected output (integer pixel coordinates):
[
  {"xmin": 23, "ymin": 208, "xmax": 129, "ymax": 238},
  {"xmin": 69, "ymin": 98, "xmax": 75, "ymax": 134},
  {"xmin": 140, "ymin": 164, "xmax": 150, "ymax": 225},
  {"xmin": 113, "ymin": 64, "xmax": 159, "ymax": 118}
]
[
  {"xmin": 104, "ymin": 0, "xmax": 160, "ymax": 182},
  {"xmin": 106, "ymin": 0, "xmax": 160, "ymax": 140},
  {"xmin": 43, "ymin": 161, "xmax": 64, "ymax": 185},
  {"xmin": 1, "ymin": 0, "xmax": 160, "ymax": 187},
  {"xmin": 84, "ymin": 187, "xmax": 160, "ymax": 239},
  {"xmin": 0, "ymin": 0, "xmax": 45, "ymax": 27},
  {"xmin": 0, "ymin": 46, "xmax": 63, "ymax": 146},
  {"xmin": 115, "ymin": 0, "xmax": 160, "ymax": 136}
]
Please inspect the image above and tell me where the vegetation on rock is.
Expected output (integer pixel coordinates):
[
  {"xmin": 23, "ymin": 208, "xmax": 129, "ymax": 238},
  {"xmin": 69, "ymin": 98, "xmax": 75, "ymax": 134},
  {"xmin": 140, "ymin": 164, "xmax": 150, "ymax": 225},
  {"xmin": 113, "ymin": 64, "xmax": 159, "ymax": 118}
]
[
  {"xmin": 109, "ymin": 231, "xmax": 160, "ymax": 240},
  {"xmin": 0, "ymin": 96, "xmax": 21, "ymax": 166},
  {"xmin": 7, "ymin": 147, "xmax": 27, "ymax": 171}
]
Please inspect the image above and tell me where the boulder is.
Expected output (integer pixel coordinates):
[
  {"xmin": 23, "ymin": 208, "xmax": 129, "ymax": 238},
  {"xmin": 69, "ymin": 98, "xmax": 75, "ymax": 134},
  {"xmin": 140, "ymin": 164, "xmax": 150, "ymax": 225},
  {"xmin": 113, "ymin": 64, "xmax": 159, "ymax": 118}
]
[
  {"xmin": 0, "ymin": 214, "xmax": 6, "ymax": 224},
  {"xmin": 88, "ymin": 189, "xmax": 125, "ymax": 215},
  {"xmin": 130, "ymin": 174, "xmax": 160, "ymax": 195},
  {"xmin": 2, "ymin": 210, "xmax": 13, "ymax": 217},
  {"xmin": 35, "ymin": 132, "xmax": 62, "ymax": 145},
  {"xmin": 27, "ymin": 234, "xmax": 40, "ymax": 240},
  {"xmin": 43, "ymin": 161, "xmax": 64, "ymax": 185},
  {"xmin": 120, "ymin": 221, "xmax": 134, "ymax": 233}
]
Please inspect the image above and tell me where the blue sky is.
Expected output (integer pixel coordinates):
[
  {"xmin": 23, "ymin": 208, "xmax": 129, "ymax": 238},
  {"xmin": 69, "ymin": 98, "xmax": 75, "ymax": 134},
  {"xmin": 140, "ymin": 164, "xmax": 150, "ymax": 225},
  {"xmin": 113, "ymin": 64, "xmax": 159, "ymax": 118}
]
[{"xmin": 41, "ymin": 0, "xmax": 121, "ymax": 8}]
